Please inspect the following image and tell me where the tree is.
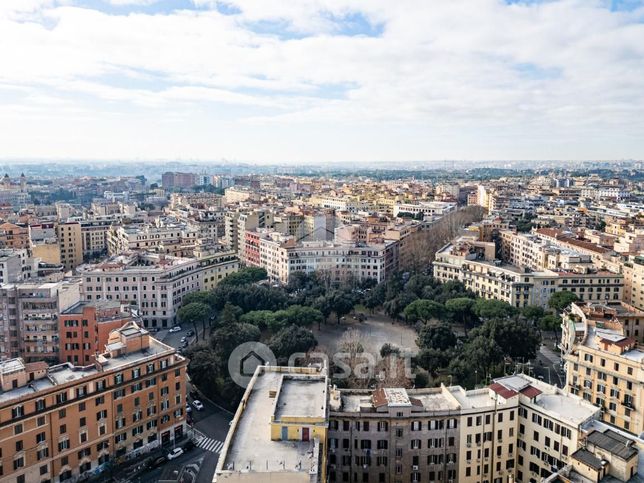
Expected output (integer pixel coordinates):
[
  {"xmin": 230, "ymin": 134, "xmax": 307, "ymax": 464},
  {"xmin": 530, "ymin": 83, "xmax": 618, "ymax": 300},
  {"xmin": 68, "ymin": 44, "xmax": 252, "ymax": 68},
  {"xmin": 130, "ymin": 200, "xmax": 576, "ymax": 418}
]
[
  {"xmin": 472, "ymin": 298, "xmax": 518, "ymax": 320},
  {"xmin": 548, "ymin": 291, "xmax": 579, "ymax": 312},
  {"xmin": 403, "ymin": 300, "xmax": 446, "ymax": 324},
  {"xmin": 336, "ymin": 329, "xmax": 369, "ymax": 388},
  {"xmin": 328, "ymin": 291, "xmax": 355, "ymax": 324},
  {"xmin": 313, "ymin": 296, "xmax": 332, "ymax": 323},
  {"xmin": 522, "ymin": 305, "xmax": 545, "ymax": 323},
  {"xmin": 177, "ymin": 302, "xmax": 211, "ymax": 341},
  {"xmin": 380, "ymin": 343, "xmax": 401, "ymax": 358},
  {"xmin": 472, "ymin": 318, "xmax": 541, "ymax": 361},
  {"xmin": 210, "ymin": 322, "xmax": 261, "ymax": 361},
  {"xmin": 445, "ymin": 297, "xmax": 476, "ymax": 334},
  {"xmin": 416, "ymin": 347, "xmax": 452, "ymax": 373},
  {"xmin": 219, "ymin": 267, "xmax": 268, "ymax": 286},
  {"xmin": 269, "ymin": 326, "xmax": 317, "ymax": 363},
  {"xmin": 272, "ymin": 305, "xmax": 324, "ymax": 331},
  {"xmin": 417, "ymin": 323, "xmax": 457, "ymax": 351},
  {"xmin": 218, "ymin": 303, "xmax": 243, "ymax": 327},
  {"xmin": 383, "ymin": 292, "xmax": 418, "ymax": 320},
  {"xmin": 539, "ymin": 314, "xmax": 561, "ymax": 339},
  {"xmin": 239, "ymin": 310, "xmax": 277, "ymax": 331}
]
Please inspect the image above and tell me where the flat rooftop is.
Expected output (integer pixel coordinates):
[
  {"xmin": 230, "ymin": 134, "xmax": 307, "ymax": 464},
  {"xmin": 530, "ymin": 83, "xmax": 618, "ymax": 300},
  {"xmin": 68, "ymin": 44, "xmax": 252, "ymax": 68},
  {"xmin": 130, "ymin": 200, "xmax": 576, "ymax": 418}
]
[
  {"xmin": 0, "ymin": 338, "xmax": 175, "ymax": 405},
  {"xmin": 62, "ymin": 300, "xmax": 123, "ymax": 314},
  {"xmin": 222, "ymin": 370, "xmax": 325, "ymax": 476},
  {"xmin": 274, "ymin": 377, "xmax": 326, "ymax": 421},
  {"xmin": 534, "ymin": 393, "xmax": 598, "ymax": 426}
]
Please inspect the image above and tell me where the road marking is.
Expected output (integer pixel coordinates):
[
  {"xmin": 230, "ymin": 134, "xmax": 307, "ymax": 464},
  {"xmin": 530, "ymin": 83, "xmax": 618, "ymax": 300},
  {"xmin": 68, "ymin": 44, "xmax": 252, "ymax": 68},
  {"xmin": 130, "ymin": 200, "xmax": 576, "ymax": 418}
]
[{"xmin": 197, "ymin": 437, "xmax": 225, "ymax": 453}]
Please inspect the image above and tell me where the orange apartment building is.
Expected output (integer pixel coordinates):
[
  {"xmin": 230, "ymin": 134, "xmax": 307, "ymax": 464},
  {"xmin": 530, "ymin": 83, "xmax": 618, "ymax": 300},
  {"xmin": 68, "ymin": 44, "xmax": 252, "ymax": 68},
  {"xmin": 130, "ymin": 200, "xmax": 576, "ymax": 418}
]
[
  {"xmin": 0, "ymin": 322, "xmax": 187, "ymax": 483},
  {"xmin": 59, "ymin": 301, "xmax": 133, "ymax": 365},
  {"xmin": 0, "ymin": 223, "xmax": 29, "ymax": 250}
]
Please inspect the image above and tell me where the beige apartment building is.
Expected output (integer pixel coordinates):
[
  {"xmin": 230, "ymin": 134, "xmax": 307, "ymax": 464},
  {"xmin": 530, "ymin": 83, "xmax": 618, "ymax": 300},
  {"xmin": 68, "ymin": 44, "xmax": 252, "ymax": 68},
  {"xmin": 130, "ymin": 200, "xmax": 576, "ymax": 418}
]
[
  {"xmin": 80, "ymin": 220, "xmax": 112, "ymax": 260},
  {"xmin": 56, "ymin": 222, "xmax": 83, "ymax": 272},
  {"xmin": 325, "ymin": 374, "xmax": 600, "ymax": 483},
  {"xmin": 434, "ymin": 239, "xmax": 623, "ymax": 309},
  {"xmin": 0, "ymin": 322, "xmax": 186, "ymax": 483},
  {"xmin": 257, "ymin": 234, "xmax": 397, "ymax": 284},
  {"xmin": 562, "ymin": 302, "xmax": 644, "ymax": 436},
  {"xmin": 78, "ymin": 252, "xmax": 238, "ymax": 328},
  {"xmin": 622, "ymin": 255, "xmax": 644, "ymax": 311}
]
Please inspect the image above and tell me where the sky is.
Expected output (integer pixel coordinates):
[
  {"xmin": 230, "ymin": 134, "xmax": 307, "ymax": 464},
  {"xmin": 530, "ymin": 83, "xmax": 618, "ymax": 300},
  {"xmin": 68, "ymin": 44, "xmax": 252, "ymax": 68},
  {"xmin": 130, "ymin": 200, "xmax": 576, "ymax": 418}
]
[{"xmin": 0, "ymin": 0, "xmax": 643, "ymax": 164}]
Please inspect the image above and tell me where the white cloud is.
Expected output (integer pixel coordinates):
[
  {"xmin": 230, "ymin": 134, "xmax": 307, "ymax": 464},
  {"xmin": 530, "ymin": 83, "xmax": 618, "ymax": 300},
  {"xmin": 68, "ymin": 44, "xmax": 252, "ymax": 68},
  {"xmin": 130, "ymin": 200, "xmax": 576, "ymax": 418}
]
[{"xmin": 0, "ymin": 0, "xmax": 643, "ymax": 162}]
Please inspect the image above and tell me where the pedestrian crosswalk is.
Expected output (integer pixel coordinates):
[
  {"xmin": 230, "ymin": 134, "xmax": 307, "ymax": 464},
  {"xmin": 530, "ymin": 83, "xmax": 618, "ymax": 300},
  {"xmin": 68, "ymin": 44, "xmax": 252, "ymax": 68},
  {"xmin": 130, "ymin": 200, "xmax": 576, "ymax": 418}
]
[{"xmin": 196, "ymin": 435, "xmax": 225, "ymax": 453}]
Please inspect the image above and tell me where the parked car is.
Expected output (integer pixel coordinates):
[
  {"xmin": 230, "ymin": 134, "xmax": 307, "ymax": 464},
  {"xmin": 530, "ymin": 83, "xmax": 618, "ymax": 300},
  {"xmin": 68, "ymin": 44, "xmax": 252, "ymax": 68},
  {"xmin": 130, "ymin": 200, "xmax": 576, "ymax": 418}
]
[
  {"xmin": 167, "ymin": 448, "xmax": 184, "ymax": 460},
  {"xmin": 169, "ymin": 326, "xmax": 182, "ymax": 333},
  {"xmin": 186, "ymin": 403, "xmax": 192, "ymax": 413},
  {"xmin": 192, "ymin": 400, "xmax": 204, "ymax": 411},
  {"xmin": 186, "ymin": 330, "xmax": 194, "ymax": 337},
  {"xmin": 180, "ymin": 336, "xmax": 187, "ymax": 344}
]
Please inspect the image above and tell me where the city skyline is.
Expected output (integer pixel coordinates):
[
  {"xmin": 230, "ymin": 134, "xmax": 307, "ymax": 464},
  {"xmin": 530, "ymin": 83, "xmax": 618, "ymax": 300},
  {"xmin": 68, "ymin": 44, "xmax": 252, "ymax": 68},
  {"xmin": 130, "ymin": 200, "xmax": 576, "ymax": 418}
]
[{"xmin": 1, "ymin": 0, "xmax": 644, "ymax": 162}]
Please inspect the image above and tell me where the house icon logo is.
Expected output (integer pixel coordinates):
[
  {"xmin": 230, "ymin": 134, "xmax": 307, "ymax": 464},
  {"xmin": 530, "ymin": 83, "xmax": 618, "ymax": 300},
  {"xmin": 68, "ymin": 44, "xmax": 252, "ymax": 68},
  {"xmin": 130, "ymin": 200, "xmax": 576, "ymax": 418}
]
[
  {"xmin": 228, "ymin": 342, "xmax": 276, "ymax": 388},
  {"xmin": 240, "ymin": 350, "xmax": 266, "ymax": 377}
]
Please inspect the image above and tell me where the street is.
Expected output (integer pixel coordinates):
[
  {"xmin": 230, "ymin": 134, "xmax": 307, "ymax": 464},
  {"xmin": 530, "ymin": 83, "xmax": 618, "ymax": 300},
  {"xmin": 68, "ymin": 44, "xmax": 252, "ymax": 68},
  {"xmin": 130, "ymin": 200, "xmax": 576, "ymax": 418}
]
[{"xmin": 133, "ymin": 327, "xmax": 233, "ymax": 482}]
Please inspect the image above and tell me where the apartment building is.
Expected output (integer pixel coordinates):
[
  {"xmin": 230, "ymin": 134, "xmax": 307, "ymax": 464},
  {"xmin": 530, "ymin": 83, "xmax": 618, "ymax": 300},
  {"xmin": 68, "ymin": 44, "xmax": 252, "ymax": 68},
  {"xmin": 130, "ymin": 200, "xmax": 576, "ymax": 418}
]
[
  {"xmin": 80, "ymin": 220, "xmax": 112, "ymax": 260},
  {"xmin": 78, "ymin": 252, "xmax": 238, "ymax": 328},
  {"xmin": 499, "ymin": 231, "xmax": 594, "ymax": 272},
  {"xmin": 622, "ymin": 255, "xmax": 644, "ymax": 311},
  {"xmin": 0, "ymin": 279, "xmax": 81, "ymax": 362},
  {"xmin": 106, "ymin": 223, "xmax": 184, "ymax": 255},
  {"xmin": 214, "ymin": 365, "xmax": 328, "ymax": 483},
  {"xmin": 545, "ymin": 423, "xmax": 641, "ymax": 483},
  {"xmin": 392, "ymin": 201, "xmax": 457, "ymax": 219},
  {"xmin": 434, "ymin": 239, "xmax": 623, "ymax": 309},
  {"xmin": 59, "ymin": 301, "xmax": 133, "ymax": 365},
  {"xmin": 328, "ymin": 386, "xmax": 461, "ymax": 483},
  {"xmin": 56, "ymin": 222, "xmax": 83, "ymax": 272},
  {"xmin": 258, "ymin": 234, "xmax": 396, "ymax": 284},
  {"xmin": 224, "ymin": 187, "xmax": 257, "ymax": 204},
  {"xmin": 561, "ymin": 302, "xmax": 644, "ymax": 436},
  {"xmin": 161, "ymin": 171, "xmax": 197, "ymax": 190},
  {"xmin": 0, "ymin": 222, "xmax": 29, "ymax": 250},
  {"xmin": 0, "ymin": 323, "xmax": 186, "ymax": 483},
  {"xmin": 0, "ymin": 249, "xmax": 30, "ymax": 284},
  {"xmin": 325, "ymin": 374, "xmax": 600, "ymax": 483},
  {"xmin": 534, "ymin": 228, "xmax": 615, "ymax": 269},
  {"xmin": 198, "ymin": 251, "xmax": 239, "ymax": 291}
]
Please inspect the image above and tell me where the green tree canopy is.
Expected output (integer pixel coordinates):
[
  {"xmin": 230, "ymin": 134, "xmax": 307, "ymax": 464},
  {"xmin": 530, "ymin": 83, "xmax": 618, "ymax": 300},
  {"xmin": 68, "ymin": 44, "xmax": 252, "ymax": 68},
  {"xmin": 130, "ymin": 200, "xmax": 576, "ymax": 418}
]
[
  {"xmin": 472, "ymin": 298, "xmax": 518, "ymax": 319},
  {"xmin": 219, "ymin": 267, "xmax": 268, "ymax": 286},
  {"xmin": 417, "ymin": 323, "xmax": 457, "ymax": 351},
  {"xmin": 403, "ymin": 299, "xmax": 446, "ymax": 324},
  {"xmin": 269, "ymin": 325, "xmax": 317, "ymax": 361},
  {"xmin": 548, "ymin": 291, "xmax": 579, "ymax": 312}
]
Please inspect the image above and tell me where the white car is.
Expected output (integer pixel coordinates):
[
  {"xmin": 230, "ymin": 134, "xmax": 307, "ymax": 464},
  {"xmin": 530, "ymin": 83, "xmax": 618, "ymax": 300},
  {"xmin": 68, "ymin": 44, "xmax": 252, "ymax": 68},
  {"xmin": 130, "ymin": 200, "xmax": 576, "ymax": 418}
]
[
  {"xmin": 192, "ymin": 400, "xmax": 204, "ymax": 411},
  {"xmin": 186, "ymin": 403, "xmax": 192, "ymax": 413},
  {"xmin": 169, "ymin": 326, "xmax": 182, "ymax": 333},
  {"xmin": 167, "ymin": 447, "xmax": 184, "ymax": 460}
]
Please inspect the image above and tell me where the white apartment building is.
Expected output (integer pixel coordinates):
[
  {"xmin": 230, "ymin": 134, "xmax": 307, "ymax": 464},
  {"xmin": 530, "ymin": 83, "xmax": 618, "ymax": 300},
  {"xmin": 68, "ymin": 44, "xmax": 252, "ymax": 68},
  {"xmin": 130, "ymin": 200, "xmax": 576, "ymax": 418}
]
[
  {"xmin": 500, "ymin": 230, "xmax": 595, "ymax": 272},
  {"xmin": 392, "ymin": 201, "xmax": 457, "ymax": 219},
  {"xmin": 434, "ymin": 239, "xmax": 623, "ymax": 309},
  {"xmin": 257, "ymin": 233, "xmax": 396, "ymax": 284},
  {"xmin": 78, "ymin": 252, "xmax": 238, "ymax": 328}
]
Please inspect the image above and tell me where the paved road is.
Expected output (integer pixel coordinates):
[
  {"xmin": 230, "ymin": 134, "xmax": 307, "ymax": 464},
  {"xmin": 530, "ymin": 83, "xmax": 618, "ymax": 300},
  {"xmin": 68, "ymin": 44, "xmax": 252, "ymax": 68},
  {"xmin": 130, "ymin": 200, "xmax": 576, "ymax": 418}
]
[
  {"xmin": 135, "ymin": 329, "xmax": 232, "ymax": 482},
  {"xmin": 531, "ymin": 338, "xmax": 566, "ymax": 388}
]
